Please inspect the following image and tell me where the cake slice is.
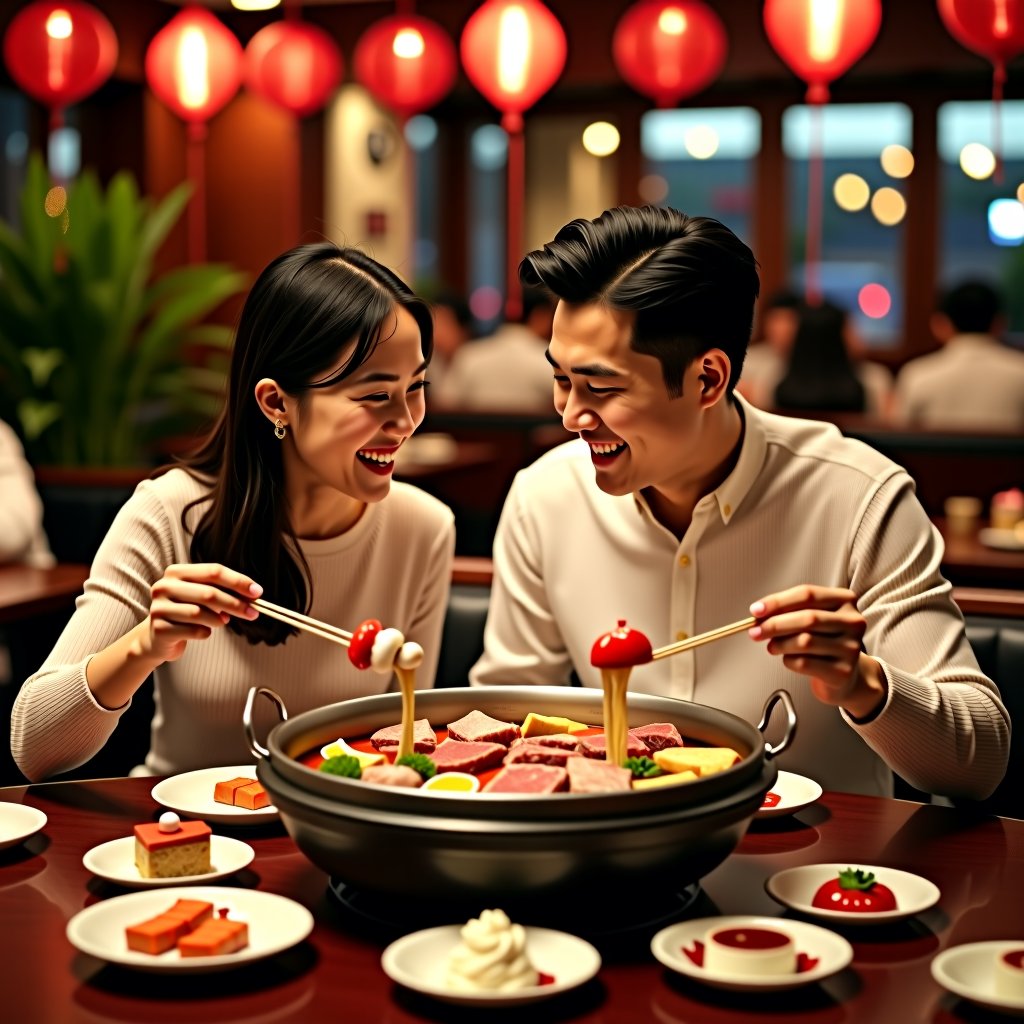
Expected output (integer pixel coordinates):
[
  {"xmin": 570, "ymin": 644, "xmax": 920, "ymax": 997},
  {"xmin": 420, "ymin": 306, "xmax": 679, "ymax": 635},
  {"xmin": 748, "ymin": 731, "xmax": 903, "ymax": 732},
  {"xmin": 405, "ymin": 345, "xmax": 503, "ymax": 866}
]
[
  {"xmin": 134, "ymin": 813, "xmax": 212, "ymax": 878},
  {"xmin": 178, "ymin": 917, "xmax": 249, "ymax": 957}
]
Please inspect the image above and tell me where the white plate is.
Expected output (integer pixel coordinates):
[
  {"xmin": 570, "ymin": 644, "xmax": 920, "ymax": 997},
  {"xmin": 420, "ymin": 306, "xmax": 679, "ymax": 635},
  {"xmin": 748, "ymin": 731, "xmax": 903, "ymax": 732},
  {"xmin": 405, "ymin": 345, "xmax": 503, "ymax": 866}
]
[
  {"xmin": 0, "ymin": 802, "xmax": 47, "ymax": 852},
  {"xmin": 151, "ymin": 767, "xmax": 278, "ymax": 825},
  {"xmin": 381, "ymin": 924, "xmax": 601, "ymax": 1007},
  {"xmin": 83, "ymin": 835, "xmax": 255, "ymax": 889},
  {"xmin": 978, "ymin": 527, "xmax": 1024, "ymax": 552},
  {"xmin": 931, "ymin": 941, "xmax": 1024, "ymax": 1017},
  {"xmin": 650, "ymin": 915, "xmax": 853, "ymax": 992},
  {"xmin": 766, "ymin": 863, "xmax": 940, "ymax": 925},
  {"xmin": 66, "ymin": 885, "xmax": 313, "ymax": 973},
  {"xmin": 756, "ymin": 771, "xmax": 823, "ymax": 818}
]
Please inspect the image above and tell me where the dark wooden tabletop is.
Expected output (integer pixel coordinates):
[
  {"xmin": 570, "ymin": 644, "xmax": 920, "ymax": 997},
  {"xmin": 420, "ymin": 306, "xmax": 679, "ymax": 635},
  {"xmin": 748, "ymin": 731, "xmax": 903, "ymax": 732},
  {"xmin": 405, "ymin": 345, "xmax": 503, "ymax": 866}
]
[
  {"xmin": 0, "ymin": 563, "xmax": 88, "ymax": 625},
  {"xmin": 933, "ymin": 518, "xmax": 1024, "ymax": 588},
  {"xmin": 1, "ymin": 776, "xmax": 1020, "ymax": 1023}
]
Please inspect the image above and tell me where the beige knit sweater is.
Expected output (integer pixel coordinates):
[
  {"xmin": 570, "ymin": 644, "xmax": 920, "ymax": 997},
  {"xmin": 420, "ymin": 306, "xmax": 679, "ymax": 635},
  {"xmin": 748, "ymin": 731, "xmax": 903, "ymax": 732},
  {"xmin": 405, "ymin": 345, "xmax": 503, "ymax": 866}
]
[{"xmin": 11, "ymin": 469, "xmax": 455, "ymax": 780}]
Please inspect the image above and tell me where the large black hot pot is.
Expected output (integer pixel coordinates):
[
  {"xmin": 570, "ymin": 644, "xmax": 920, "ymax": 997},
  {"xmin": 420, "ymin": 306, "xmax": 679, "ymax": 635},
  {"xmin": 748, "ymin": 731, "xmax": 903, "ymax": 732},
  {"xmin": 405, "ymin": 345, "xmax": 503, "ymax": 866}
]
[{"xmin": 244, "ymin": 686, "xmax": 796, "ymax": 902}]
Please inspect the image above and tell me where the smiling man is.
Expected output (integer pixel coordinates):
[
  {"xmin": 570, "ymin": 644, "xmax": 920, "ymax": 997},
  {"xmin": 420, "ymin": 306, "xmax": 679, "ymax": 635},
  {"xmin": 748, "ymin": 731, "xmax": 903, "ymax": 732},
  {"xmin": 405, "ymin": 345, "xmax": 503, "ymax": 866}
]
[{"xmin": 469, "ymin": 205, "xmax": 1008, "ymax": 801}]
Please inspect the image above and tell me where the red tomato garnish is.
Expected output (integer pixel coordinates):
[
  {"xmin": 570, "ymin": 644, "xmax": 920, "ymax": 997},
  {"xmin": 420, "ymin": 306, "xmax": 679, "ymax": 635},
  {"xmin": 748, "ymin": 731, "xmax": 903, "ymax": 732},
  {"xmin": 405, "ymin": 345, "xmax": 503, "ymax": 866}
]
[
  {"xmin": 348, "ymin": 619, "xmax": 381, "ymax": 670},
  {"xmin": 590, "ymin": 619, "xmax": 653, "ymax": 668},
  {"xmin": 762, "ymin": 791, "xmax": 782, "ymax": 808},
  {"xmin": 811, "ymin": 867, "xmax": 898, "ymax": 912}
]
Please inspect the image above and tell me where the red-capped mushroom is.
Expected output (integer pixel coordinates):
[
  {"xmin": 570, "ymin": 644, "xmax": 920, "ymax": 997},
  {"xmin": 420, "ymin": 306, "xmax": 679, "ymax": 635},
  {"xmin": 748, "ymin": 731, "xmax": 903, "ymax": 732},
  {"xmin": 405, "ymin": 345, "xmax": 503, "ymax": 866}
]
[
  {"xmin": 590, "ymin": 619, "xmax": 653, "ymax": 668},
  {"xmin": 348, "ymin": 618, "xmax": 382, "ymax": 670}
]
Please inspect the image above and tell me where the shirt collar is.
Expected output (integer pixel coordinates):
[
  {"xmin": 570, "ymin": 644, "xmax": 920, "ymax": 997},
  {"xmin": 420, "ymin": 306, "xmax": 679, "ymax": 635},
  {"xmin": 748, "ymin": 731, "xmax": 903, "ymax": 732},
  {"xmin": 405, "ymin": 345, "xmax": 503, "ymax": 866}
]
[{"xmin": 630, "ymin": 391, "xmax": 768, "ymax": 527}]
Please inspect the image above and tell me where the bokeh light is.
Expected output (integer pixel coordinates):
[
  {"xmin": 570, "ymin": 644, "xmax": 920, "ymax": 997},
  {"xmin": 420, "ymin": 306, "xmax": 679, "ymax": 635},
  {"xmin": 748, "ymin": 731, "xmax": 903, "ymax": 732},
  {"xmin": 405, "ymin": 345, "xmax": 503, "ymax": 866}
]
[
  {"xmin": 470, "ymin": 124, "xmax": 508, "ymax": 171},
  {"xmin": 870, "ymin": 187, "xmax": 906, "ymax": 226},
  {"xmin": 684, "ymin": 125, "xmax": 718, "ymax": 159},
  {"xmin": 858, "ymin": 283, "xmax": 892, "ymax": 319},
  {"xmin": 988, "ymin": 199, "xmax": 1024, "ymax": 246},
  {"xmin": 638, "ymin": 174, "xmax": 669, "ymax": 203},
  {"xmin": 959, "ymin": 142, "xmax": 996, "ymax": 180},
  {"xmin": 833, "ymin": 173, "xmax": 870, "ymax": 211},
  {"xmin": 582, "ymin": 121, "xmax": 620, "ymax": 157},
  {"xmin": 1016, "ymin": 182, "xmax": 1024, "ymax": 204},
  {"xmin": 469, "ymin": 285, "xmax": 503, "ymax": 321},
  {"xmin": 404, "ymin": 115, "xmax": 438, "ymax": 152},
  {"xmin": 880, "ymin": 144, "xmax": 914, "ymax": 178},
  {"xmin": 44, "ymin": 186, "xmax": 67, "ymax": 218}
]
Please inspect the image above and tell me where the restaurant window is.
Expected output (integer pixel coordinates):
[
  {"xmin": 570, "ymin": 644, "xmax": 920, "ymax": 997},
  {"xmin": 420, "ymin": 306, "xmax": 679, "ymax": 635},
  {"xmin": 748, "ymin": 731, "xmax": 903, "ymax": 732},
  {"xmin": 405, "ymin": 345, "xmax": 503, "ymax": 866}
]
[
  {"xmin": 405, "ymin": 115, "xmax": 441, "ymax": 293},
  {"xmin": 640, "ymin": 106, "xmax": 760, "ymax": 248},
  {"xmin": 938, "ymin": 100, "xmax": 1024, "ymax": 343},
  {"xmin": 467, "ymin": 122, "xmax": 508, "ymax": 335},
  {"xmin": 783, "ymin": 102, "xmax": 912, "ymax": 350}
]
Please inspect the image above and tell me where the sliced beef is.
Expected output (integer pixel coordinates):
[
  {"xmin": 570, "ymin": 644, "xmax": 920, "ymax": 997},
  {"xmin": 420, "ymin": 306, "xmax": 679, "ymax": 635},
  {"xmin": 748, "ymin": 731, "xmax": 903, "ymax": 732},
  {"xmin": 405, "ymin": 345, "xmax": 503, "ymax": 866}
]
[
  {"xmin": 431, "ymin": 739, "xmax": 507, "ymax": 773},
  {"xmin": 504, "ymin": 742, "xmax": 579, "ymax": 768},
  {"xmin": 567, "ymin": 757, "xmax": 633, "ymax": 794},
  {"xmin": 446, "ymin": 709, "xmax": 521, "ymax": 746},
  {"xmin": 370, "ymin": 718, "xmax": 436, "ymax": 753},
  {"xmin": 482, "ymin": 763, "xmax": 568, "ymax": 794},
  {"xmin": 630, "ymin": 722, "xmax": 684, "ymax": 753},
  {"xmin": 361, "ymin": 764, "xmax": 423, "ymax": 788},
  {"xmin": 523, "ymin": 733, "xmax": 580, "ymax": 751},
  {"xmin": 577, "ymin": 733, "xmax": 648, "ymax": 761}
]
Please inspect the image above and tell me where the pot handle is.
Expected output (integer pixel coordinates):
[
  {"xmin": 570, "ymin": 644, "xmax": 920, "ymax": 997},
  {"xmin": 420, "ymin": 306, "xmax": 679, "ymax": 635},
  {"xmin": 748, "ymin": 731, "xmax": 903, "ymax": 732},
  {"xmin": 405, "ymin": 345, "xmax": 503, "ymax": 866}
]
[
  {"xmin": 757, "ymin": 688, "xmax": 797, "ymax": 760},
  {"xmin": 243, "ymin": 686, "xmax": 289, "ymax": 761}
]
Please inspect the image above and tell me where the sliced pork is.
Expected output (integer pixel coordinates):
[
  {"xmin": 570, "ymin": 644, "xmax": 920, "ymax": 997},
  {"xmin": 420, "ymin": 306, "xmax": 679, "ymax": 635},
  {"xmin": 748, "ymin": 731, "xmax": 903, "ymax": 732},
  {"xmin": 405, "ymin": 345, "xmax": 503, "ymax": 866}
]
[
  {"xmin": 577, "ymin": 733, "xmax": 648, "ymax": 760},
  {"xmin": 482, "ymin": 764, "xmax": 568, "ymax": 794},
  {"xmin": 504, "ymin": 742, "xmax": 579, "ymax": 768},
  {"xmin": 370, "ymin": 718, "xmax": 436, "ymax": 753},
  {"xmin": 447, "ymin": 709, "xmax": 521, "ymax": 746},
  {"xmin": 630, "ymin": 723, "xmax": 684, "ymax": 753},
  {"xmin": 567, "ymin": 757, "xmax": 632, "ymax": 794}
]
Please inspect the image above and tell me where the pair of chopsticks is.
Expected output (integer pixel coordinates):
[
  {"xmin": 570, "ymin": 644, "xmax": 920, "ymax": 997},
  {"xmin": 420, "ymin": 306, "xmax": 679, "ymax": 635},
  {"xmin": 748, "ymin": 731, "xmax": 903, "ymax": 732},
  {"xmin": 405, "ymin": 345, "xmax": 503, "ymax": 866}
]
[
  {"xmin": 650, "ymin": 616, "xmax": 757, "ymax": 661},
  {"xmin": 250, "ymin": 597, "xmax": 352, "ymax": 649}
]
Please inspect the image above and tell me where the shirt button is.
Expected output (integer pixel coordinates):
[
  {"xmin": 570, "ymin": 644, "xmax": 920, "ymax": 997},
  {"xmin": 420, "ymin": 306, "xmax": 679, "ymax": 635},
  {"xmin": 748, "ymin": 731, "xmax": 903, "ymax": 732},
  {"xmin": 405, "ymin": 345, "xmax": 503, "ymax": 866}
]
[
  {"xmin": 678, "ymin": 554, "xmax": 690, "ymax": 568},
  {"xmin": 676, "ymin": 631, "xmax": 688, "ymax": 642},
  {"xmin": 723, "ymin": 503, "xmax": 732, "ymax": 517}
]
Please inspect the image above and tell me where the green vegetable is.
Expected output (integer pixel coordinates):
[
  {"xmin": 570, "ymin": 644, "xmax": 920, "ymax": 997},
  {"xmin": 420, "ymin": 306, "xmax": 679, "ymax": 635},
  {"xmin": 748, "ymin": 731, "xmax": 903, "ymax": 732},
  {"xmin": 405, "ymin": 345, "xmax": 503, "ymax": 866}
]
[
  {"xmin": 838, "ymin": 868, "xmax": 880, "ymax": 891},
  {"xmin": 320, "ymin": 755, "xmax": 362, "ymax": 778},
  {"xmin": 624, "ymin": 756, "xmax": 664, "ymax": 779},
  {"xmin": 396, "ymin": 753, "xmax": 437, "ymax": 780}
]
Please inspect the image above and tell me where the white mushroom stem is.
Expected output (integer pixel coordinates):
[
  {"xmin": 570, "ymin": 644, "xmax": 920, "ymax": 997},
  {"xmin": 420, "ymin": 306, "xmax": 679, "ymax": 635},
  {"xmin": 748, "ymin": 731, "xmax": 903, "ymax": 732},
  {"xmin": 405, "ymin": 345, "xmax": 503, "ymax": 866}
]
[
  {"xmin": 370, "ymin": 627, "xmax": 405, "ymax": 674},
  {"xmin": 396, "ymin": 641, "xmax": 424, "ymax": 669}
]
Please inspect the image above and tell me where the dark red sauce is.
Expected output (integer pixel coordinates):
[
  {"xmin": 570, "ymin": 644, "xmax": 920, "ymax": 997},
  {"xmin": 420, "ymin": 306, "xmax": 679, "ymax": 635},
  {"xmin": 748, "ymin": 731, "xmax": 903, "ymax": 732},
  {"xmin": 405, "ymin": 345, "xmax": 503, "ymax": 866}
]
[
  {"xmin": 1003, "ymin": 950, "xmax": 1024, "ymax": 969},
  {"xmin": 761, "ymin": 791, "xmax": 782, "ymax": 808},
  {"xmin": 710, "ymin": 927, "xmax": 791, "ymax": 950},
  {"xmin": 538, "ymin": 972, "xmax": 556, "ymax": 986},
  {"xmin": 683, "ymin": 941, "xmax": 819, "ymax": 973}
]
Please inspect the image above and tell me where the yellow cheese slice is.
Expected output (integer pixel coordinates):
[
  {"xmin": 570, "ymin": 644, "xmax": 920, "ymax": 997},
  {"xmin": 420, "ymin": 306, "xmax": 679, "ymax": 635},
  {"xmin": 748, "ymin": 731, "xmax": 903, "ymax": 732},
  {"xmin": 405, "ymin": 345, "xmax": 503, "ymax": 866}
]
[
  {"xmin": 521, "ymin": 712, "xmax": 590, "ymax": 737},
  {"xmin": 320, "ymin": 737, "xmax": 386, "ymax": 769},
  {"xmin": 653, "ymin": 747, "xmax": 741, "ymax": 777},
  {"xmin": 632, "ymin": 769, "xmax": 699, "ymax": 790}
]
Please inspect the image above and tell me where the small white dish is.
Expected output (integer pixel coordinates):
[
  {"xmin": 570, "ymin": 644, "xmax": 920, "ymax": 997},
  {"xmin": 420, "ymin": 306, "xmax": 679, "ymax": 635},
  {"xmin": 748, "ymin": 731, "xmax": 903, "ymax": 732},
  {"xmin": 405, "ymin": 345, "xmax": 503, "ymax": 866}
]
[
  {"xmin": 756, "ymin": 771, "xmax": 823, "ymax": 818},
  {"xmin": 766, "ymin": 863, "xmax": 940, "ymax": 925},
  {"xmin": 83, "ymin": 835, "xmax": 255, "ymax": 889},
  {"xmin": 66, "ymin": 885, "xmax": 313, "ymax": 974},
  {"xmin": 932, "ymin": 941, "xmax": 1024, "ymax": 1017},
  {"xmin": 381, "ymin": 924, "xmax": 601, "ymax": 1007},
  {"xmin": 0, "ymin": 802, "xmax": 47, "ymax": 852},
  {"xmin": 151, "ymin": 767, "xmax": 277, "ymax": 825},
  {"xmin": 978, "ymin": 527, "xmax": 1024, "ymax": 552},
  {"xmin": 650, "ymin": 915, "xmax": 853, "ymax": 992}
]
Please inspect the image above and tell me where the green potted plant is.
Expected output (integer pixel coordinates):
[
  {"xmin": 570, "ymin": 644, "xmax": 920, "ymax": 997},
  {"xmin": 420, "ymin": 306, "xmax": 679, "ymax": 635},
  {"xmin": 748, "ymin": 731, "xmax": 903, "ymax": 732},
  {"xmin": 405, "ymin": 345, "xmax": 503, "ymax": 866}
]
[{"xmin": 0, "ymin": 153, "xmax": 247, "ymax": 467}]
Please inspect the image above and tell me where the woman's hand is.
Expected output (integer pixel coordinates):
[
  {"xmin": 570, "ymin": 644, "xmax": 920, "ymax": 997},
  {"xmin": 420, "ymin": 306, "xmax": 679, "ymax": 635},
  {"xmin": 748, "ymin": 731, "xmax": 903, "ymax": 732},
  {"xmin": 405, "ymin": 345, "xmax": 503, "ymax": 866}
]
[
  {"xmin": 143, "ymin": 563, "xmax": 263, "ymax": 663},
  {"xmin": 748, "ymin": 584, "xmax": 887, "ymax": 720}
]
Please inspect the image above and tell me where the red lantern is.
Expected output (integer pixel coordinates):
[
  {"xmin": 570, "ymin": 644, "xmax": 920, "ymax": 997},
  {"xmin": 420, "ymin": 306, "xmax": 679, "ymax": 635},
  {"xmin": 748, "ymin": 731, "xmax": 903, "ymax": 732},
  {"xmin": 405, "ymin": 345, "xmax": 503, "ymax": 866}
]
[
  {"xmin": 763, "ymin": 0, "xmax": 882, "ymax": 105},
  {"xmin": 145, "ymin": 7, "xmax": 243, "ymax": 264},
  {"xmin": 244, "ymin": 20, "xmax": 343, "ymax": 119},
  {"xmin": 460, "ymin": 0, "xmax": 568, "ymax": 321},
  {"xmin": 3, "ymin": 1, "xmax": 117, "ymax": 128},
  {"xmin": 612, "ymin": 1, "xmax": 727, "ymax": 108},
  {"xmin": 354, "ymin": 14, "xmax": 457, "ymax": 120},
  {"xmin": 460, "ymin": 0, "xmax": 568, "ymax": 134},
  {"xmin": 145, "ymin": 6, "xmax": 243, "ymax": 124}
]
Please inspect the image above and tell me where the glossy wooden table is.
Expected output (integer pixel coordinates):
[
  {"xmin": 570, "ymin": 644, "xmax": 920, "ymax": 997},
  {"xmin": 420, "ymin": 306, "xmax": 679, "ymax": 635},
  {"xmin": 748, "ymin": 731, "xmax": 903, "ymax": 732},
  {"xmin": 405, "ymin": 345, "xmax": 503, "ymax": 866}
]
[
  {"xmin": 934, "ymin": 518, "xmax": 1024, "ymax": 588},
  {"xmin": 1, "ymin": 777, "xmax": 1020, "ymax": 1023},
  {"xmin": 0, "ymin": 563, "xmax": 88, "ymax": 625}
]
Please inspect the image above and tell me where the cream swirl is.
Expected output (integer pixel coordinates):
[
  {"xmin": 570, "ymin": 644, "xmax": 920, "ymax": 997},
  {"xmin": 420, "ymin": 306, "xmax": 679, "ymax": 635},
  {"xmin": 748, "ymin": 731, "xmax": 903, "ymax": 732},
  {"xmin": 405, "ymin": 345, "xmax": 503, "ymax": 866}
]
[{"xmin": 445, "ymin": 909, "xmax": 539, "ymax": 991}]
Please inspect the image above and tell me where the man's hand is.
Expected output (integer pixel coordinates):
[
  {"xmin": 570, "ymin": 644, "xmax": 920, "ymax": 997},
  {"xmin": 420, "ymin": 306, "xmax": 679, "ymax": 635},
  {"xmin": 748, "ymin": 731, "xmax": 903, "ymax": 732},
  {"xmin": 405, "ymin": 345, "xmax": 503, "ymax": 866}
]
[{"xmin": 748, "ymin": 584, "xmax": 887, "ymax": 720}]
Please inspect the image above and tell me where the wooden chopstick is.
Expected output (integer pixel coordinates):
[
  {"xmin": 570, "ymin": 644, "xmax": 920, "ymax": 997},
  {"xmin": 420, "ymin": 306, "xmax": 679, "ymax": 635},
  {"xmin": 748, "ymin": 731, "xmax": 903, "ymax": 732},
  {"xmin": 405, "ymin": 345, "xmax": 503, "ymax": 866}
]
[
  {"xmin": 251, "ymin": 597, "xmax": 352, "ymax": 647},
  {"xmin": 650, "ymin": 616, "xmax": 757, "ymax": 661}
]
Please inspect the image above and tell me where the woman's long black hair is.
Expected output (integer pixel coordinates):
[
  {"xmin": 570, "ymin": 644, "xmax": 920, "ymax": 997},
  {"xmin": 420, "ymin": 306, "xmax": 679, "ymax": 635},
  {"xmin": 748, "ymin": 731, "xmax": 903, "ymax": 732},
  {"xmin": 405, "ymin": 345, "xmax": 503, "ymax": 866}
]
[{"xmin": 165, "ymin": 242, "xmax": 433, "ymax": 645}]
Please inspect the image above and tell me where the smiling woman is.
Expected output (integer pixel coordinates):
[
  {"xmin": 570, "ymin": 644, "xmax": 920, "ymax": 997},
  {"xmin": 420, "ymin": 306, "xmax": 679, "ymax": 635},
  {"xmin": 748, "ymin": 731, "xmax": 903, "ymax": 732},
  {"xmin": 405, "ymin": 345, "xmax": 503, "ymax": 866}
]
[{"xmin": 10, "ymin": 243, "xmax": 456, "ymax": 783}]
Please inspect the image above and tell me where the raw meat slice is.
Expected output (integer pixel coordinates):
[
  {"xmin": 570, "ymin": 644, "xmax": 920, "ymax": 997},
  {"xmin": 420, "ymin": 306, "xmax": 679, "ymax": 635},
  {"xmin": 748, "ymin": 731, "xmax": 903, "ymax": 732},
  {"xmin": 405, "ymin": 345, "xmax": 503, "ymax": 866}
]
[
  {"xmin": 567, "ymin": 757, "xmax": 632, "ymax": 793},
  {"xmin": 630, "ymin": 722, "xmax": 684, "ymax": 753},
  {"xmin": 577, "ymin": 733, "xmax": 648, "ymax": 761},
  {"xmin": 370, "ymin": 719, "xmax": 436, "ymax": 753},
  {"xmin": 504, "ymin": 742, "xmax": 579, "ymax": 768},
  {"xmin": 482, "ymin": 764, "xmax": 568, "ymax": 794},
  {"xmin": 447, "ymin": 709, "xmax": 521, "ymax": 746},
  {"xmin": 431, "ymin": 739, "xmax": 507, "ymax": 773}
]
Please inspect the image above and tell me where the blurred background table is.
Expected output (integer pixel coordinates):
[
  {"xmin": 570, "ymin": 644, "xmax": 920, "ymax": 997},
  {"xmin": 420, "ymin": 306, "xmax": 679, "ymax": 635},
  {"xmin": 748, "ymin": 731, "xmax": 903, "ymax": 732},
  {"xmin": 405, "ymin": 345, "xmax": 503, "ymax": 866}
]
[{"xmin": 933, "ymin": 519, "xmax": 1024, "ymax": 588}]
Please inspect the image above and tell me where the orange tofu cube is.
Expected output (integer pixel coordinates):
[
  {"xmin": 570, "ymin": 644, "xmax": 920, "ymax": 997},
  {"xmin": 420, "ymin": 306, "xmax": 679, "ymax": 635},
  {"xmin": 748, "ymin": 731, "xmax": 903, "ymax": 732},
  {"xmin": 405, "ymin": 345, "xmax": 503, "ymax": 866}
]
[
  {"xmin": 178, "ymin": 919, "xmax": 249, "ymax": 957},
  {"xmin": 214, "ymin": 777, "xmax": 255, "ymax": 806},
  {"xmin": 234, "ymin": 781, "xmax": 269, "ymax": 810},
  {"xmin": 163, "ymin": 898, "xmax": 215, "ymax": 930},
  {"xmin": 125, "ymin": 914, "xmax": 190, "ymax": 955}
]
